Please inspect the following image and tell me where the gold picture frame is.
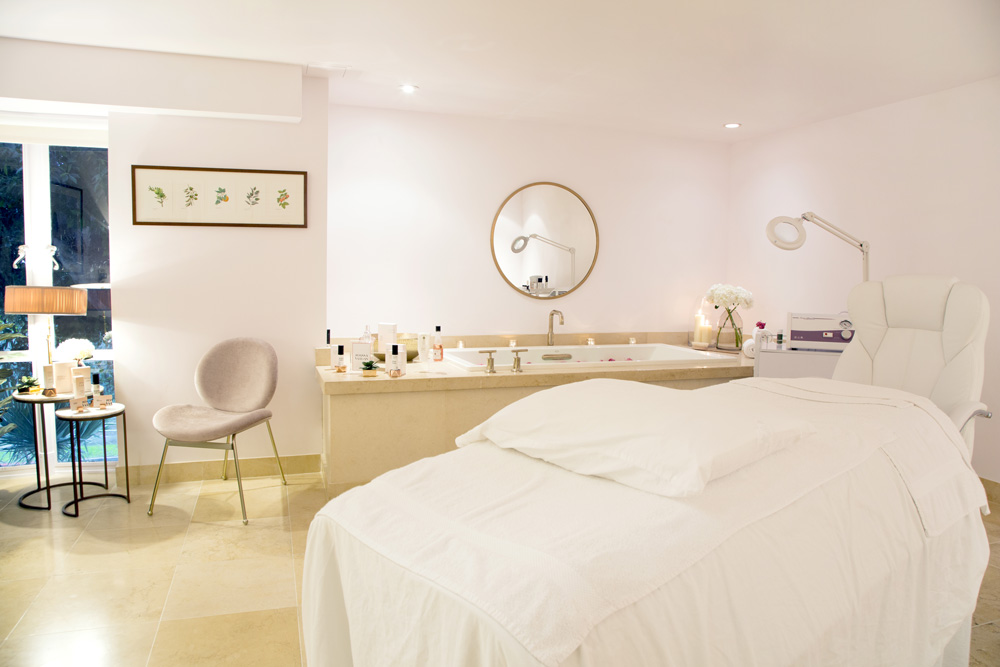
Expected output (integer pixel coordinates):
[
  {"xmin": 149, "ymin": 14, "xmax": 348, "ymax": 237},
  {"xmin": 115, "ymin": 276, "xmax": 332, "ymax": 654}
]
[{"xmin": 132, "ymin": 165, "xmax": 307, "ymax": 228}]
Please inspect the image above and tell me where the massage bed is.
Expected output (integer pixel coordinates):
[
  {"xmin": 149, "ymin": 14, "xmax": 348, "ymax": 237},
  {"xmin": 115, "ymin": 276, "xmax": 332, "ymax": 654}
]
[{"xmin": 303, "ymin": 376, "xmax": 989, "ymax": 666}]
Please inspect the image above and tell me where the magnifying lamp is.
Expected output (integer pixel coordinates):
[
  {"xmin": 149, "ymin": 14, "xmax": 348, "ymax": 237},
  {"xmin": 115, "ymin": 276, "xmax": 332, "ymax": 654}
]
[
  {"xmin": 766, "ymin": 212, "xmax": 870, "ymax": 282},
  {"xmin": 510, "ymin": 233, "xmax": 577, "ymax": 284}
]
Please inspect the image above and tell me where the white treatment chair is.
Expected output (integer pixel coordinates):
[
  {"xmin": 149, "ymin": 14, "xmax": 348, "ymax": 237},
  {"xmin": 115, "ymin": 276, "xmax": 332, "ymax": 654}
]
[{"xmin": 833, "ymin": 275, "xmax": 992, "ymax": 454}]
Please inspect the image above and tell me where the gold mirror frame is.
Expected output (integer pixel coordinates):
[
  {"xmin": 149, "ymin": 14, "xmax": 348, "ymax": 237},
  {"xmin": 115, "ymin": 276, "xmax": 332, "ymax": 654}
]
[{"xmin": 490, "ymin": 182, "xmax": 600, "ymax": 300}]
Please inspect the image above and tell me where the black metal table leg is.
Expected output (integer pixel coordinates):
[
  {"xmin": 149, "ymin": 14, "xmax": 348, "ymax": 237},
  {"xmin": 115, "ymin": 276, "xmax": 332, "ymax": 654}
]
[
  {"xmin": 15, "ymin": 394, "xmax": 105, "ymax": 512},
  {"xmin": 17, "ymin": 403, "xmax": 51, "ymax": 511},
  {"xmin": 60, "ymin": 406, "xmax": 130, "ymax": 516}
]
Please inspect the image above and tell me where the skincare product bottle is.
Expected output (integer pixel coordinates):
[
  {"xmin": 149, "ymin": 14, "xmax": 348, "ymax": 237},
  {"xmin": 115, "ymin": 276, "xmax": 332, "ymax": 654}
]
[
  {"xmin": 326, "ymin": 329, "xmax": 332, "ymax": 367},
  {"xmin": 72, "ymin": 373, "xmax": 86, "ymax": 399},
  {"xmin": 433, "ymin": 325, "xmax": 444, "ymax": 361},
  {"xmin": 92, "ymin": 373, "xmax": 102, "ymax": 396},
  {"xmin": 776, "ymin": 329, "xmax": 784, "ymax": 349},
  {"xmin": 334, "ymin": 344, "xmax": 347, "ymax": 373},
  {"xmin": 388, "ymin": 344, "xmax": 406, "ymax": 378},
  {"xmin": 417, "ymin": 333, "xmax": 431, "ymax": 365},
  {"xmin": 71, "ymin": 366, "xmax": 92, "ymax": 394}
]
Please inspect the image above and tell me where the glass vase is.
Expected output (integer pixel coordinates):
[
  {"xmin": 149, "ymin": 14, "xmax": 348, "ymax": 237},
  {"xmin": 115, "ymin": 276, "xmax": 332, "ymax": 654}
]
[{"xmin": 716, "ymin": 307, "xmax": 744, "ymax": 351}]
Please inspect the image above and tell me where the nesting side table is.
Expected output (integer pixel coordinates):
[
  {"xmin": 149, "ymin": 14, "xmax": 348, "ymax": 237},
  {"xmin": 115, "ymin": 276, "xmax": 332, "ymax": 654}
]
[
  {"xmin": 54, "ymin": 402, "xmax": 131, "ymax": 517},
  {"xmin": 12, "ymin": 391, "xmax": 110, "ymax": 511}
]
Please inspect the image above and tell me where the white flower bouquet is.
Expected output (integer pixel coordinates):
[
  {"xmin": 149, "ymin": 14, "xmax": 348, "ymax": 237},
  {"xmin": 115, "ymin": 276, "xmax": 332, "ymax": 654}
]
[
  {"xmin": 55, "ymin": 338, "xmax": 96, "ymax": 363},
  {"xmin": 704, "ymin": 284, "xmax": 753, "ymax": 349}
]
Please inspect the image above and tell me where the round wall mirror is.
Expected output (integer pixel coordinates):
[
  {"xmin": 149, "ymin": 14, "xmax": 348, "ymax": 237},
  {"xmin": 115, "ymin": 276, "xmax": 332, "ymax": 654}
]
[{"xmin": 491, "ymin": 182, "xmax": 599, "ymax": 299}]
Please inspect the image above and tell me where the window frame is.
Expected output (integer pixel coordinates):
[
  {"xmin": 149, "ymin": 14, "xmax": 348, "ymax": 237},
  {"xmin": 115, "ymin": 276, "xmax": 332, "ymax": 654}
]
[{"xmin": 0, "ymin": 122, "xmax": 114, "ymax": 475}]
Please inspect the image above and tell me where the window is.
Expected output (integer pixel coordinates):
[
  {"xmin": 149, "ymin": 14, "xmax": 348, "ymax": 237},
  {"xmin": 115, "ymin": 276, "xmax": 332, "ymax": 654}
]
[{"xmin": 0, "ymin": 140, "xmax": 114, "ymax": 468}]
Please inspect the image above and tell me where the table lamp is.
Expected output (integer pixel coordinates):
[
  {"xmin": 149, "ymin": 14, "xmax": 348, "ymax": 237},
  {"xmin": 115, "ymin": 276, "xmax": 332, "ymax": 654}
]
[{"xmin": 4, "ymin": 285, "xmax": 88, "ymax": 363}]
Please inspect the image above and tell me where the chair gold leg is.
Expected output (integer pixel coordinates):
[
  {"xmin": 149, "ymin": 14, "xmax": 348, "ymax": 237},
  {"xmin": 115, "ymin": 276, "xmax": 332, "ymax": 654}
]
[
  {"xmin": 266, "ymin": 421, "xmax": 287, "ymax": 485},
  {"xmin": 221, "ymin": 441, "xmax": 229, "ymax": 480},
  {"xmin": 231, "ymin": 435, "xmax": 248, "ymax": 525},
  {"xmin": 147, "ymin": 441, "xmax": 170, "ymax": 516}
]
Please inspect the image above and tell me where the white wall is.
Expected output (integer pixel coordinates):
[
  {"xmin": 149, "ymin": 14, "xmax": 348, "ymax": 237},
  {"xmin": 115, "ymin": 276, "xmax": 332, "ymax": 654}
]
[
  {"xmin": 0, "ymin": 37, "xmax": 302, "ymax": 122},
  {"xmin": 327, "ymin": 106, "xmax": 731, "ymax": 338},
  {"xmin": 108, "ymin": 77, "xmax": 328, "ymax": 465},
  {"xmin": 725, "ymin": 76, "xmax": 1000, "ymax": 479}
]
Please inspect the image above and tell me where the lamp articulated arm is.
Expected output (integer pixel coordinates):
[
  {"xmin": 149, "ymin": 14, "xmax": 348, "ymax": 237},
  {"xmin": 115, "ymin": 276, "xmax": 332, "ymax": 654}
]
[
  {"xmin": 800, "ymin": 212, "xmax": 870, "ymax": 282},
  {"xmin": 523, "ymin": 234, "xmax": 577, "ymax": 285}
]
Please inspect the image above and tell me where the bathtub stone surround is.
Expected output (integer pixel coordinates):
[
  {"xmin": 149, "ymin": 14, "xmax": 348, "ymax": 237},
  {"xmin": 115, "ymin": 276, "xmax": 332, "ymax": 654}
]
[
  {"xmin": 316, "ymin": 334, "xmax": 752, "ymax": 497},
  {"xmin": 326, "ymin": 331, "xmax": 692, "ymax": 351}
]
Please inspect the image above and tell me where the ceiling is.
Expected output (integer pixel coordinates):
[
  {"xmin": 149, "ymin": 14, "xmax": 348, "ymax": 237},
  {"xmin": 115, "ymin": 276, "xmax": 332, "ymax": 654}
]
[{"xmin": 2, "ymin": 0, "xmax": 1000, "ymax": 142}]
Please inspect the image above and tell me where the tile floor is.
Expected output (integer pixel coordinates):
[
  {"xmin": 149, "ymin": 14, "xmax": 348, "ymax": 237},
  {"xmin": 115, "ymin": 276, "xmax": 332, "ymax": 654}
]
[
  {"xmin": 0, "ymin": 470, "xmax": 999, "ymax": 666},
  {"xmin": 972, "ymin": 505, "xmax": 1000, "ymax": 665},
  {"xmin": 0, "ymin": 470, "xmax": 325, "ymax": 666}
]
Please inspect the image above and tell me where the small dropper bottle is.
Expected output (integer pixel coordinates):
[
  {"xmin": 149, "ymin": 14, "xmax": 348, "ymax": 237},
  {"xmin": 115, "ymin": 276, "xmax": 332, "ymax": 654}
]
[{"xmin": 433, "ymin": 325, "xmax": 444, "ymax": 361}]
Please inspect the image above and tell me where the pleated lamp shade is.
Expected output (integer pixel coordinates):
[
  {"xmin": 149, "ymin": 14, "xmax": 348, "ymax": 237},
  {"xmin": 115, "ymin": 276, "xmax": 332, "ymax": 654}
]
[{"xmin": 4, "ymin": 285, "xmax": 88, "ymax": 315}]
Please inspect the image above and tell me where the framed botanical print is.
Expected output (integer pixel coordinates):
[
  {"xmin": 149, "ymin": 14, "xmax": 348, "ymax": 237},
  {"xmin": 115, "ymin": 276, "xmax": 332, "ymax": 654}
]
[{"xmin": 132, "ymin": 165, "xmax": 307, "ymax": 228}]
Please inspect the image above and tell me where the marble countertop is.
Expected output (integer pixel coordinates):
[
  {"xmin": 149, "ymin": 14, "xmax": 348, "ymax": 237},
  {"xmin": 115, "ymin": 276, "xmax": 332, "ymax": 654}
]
[{"xmin": 315, "ymin": 351, "xmax": 753, "ymax": 395}]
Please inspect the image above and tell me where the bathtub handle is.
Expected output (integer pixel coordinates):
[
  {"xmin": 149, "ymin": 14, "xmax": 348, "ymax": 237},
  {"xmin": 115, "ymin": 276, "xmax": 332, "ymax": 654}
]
[
  {"xmin": 510, "ymin": 349, "xmax": 528, "ymax": 373},
  {"xmin": 541, "ymin": 353, "xmax": 572, "ymax": 361},
  {"xmin": 479, "ymin": 350, "xmax": 497, "ymax": 374}
]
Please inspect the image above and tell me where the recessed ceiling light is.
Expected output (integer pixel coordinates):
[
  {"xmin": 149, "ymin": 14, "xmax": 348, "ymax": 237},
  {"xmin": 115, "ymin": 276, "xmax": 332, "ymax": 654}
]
[
  {"xmin": 399, "ymin": 84, "xmax": 419, "ymax": 94},
  {"xmin": 724, "ymin": 123, "xmax": 741, "ymax": 129}
]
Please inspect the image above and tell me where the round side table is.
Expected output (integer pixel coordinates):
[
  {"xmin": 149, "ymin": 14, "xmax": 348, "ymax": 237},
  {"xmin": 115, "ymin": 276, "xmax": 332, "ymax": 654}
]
[
  {"xmin": 54, "ymin": 402, "xmax": 131, "ymax": 518},
  {"xmin": 13, "ymin": 391, "xmax": 107, "ymax": 511}
]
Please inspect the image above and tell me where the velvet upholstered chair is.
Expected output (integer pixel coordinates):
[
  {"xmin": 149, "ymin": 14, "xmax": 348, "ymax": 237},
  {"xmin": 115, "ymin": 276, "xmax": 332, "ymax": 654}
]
[
  {"xmin": 833, "ymin": 275, "xmax": 992, "ymax": 453},
  {"xmin": 147, "ymin": 337, "xmax": 287, "ymax": 524}
]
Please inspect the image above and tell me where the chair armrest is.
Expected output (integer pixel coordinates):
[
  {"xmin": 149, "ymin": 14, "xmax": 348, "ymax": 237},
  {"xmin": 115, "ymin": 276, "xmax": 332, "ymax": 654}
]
[{"xmin": 948, "ymin": 401, "xmax": 992, "ymax": 433}]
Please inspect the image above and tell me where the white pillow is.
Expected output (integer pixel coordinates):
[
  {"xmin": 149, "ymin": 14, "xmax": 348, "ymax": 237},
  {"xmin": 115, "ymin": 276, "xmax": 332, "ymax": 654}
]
[{"xmin": 456, "ymin": 378, "xmax": 814, "ymax": 497}]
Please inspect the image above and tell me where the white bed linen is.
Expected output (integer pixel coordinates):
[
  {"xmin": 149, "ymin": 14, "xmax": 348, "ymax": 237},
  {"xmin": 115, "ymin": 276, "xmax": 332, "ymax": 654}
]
[
  {"xmin": 455, "ymin": 378, "xmax": 819, "ymax": 497},
  {"xmin": 303, "ymin": 379, "xmax": 989, "ymax": 667}
]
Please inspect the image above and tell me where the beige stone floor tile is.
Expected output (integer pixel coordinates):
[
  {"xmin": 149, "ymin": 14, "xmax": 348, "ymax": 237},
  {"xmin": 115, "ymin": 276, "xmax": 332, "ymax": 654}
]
[
  {"xmin": 0, "ymin": 499, "xmax": 99, "ymax": 540},
  {"xmin": 0, "ymin": 533, "xmax": 78, "ymax": 581},
  {"xmin": 284, "ymin": 472, "xmax": 323, "ymax": 484},
  {"xmin": 984, "ymin": 510, "xmax": 1000, "ymax": 543},
  {"xmin": 0, "ymin": 478, "xmax": 35, "ymax": 512},
  {"xmin": 294, "ymin": 555, "xmax": 307, "ymax": 609},
  {"xmin": 87, "ymin": 493, "xmax": 196, "ymax": 531},
  {"xmin": 191, "ymin": 484, "xmax": 288, "ymax": 523},
  {"xmin": 971, "ymin": 620, "xmax": 1000, "ymax": 666},
  {"xmin": 180, "ymin": 516, "xmax": 291, "ymax": 562},
  {"xmin": 986, "ymin": 519, "xmax": 1000, "ymax": 545},
  {"xmin": 298, "ymin": 608, "xmax": 307, "ymax": 667},
  {"xmin": 162, "ymin": 555, "xmax": 296, "ymax": 620},
  {"xmin": 149, "ymin": 607, "xmax": 300, "ymax": 667},
  {"xmin": 10, "ymin": 564, "xmax": 174, "ymax": 638},
  {"xmin": 130, "ymin": 480, "xmax": 204, "ymax": 497},
  {"xmin": 60, "ymin": 524, "xmax": 188, "ymax": 574},
  {"xmin": 287, "ymin": 484, "xmax": 329, "ymax": 521},
  {"xmin": 0, "ymin": 577, "xmax": 47, "ymax": 642},
  {"xmin": 0, "ymin": 620, "xmax": 158, "ymax": 667},
  {"xmin": 291, "ymin": 520, "xmax": 311, "ymax": 556},
  {"xmin": 975, "ymin": 564, "xmax": 1000, "ymax": 626},
  {"xmin": 200, "ymin": 475, "xmax": 285, "ymax": 494}
]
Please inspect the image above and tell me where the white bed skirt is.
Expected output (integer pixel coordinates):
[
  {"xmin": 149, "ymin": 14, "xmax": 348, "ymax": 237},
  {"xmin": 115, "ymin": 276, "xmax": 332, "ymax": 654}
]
[{"xmin": 303, "ymin": 451, "xmax": 987, "ymax": 666}]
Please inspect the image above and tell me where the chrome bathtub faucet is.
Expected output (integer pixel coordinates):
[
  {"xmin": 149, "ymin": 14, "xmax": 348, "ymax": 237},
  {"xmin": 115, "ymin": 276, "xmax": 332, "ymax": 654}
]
[{"xmin": 547, "ymin": 310, "xmax": 564, "ymax": 346}]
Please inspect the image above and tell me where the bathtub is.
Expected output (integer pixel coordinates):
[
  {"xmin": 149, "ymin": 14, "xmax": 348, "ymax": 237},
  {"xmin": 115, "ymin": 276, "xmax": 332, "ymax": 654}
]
[{"xmin": 443, "ymin": 343, "xmax": 733, "ymax": 372}]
